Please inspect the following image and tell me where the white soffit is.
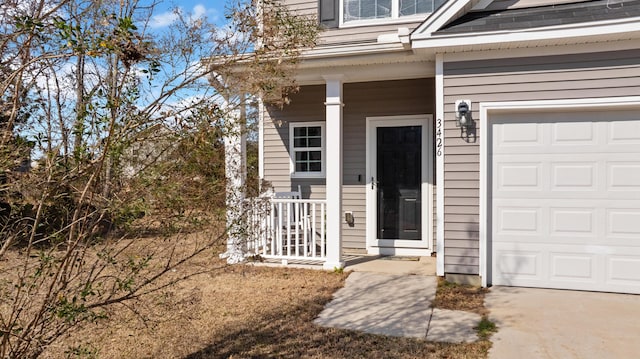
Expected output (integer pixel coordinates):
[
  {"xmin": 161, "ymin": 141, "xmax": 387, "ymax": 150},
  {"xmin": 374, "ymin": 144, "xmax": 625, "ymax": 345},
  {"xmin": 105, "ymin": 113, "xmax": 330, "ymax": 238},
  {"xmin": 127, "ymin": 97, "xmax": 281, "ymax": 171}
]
[
  {"xmin": 295, "ymin": 59, "xmax": 435, "ymax": 85},
  {"xmin": 296, "ymin": 41, "xmax": 437, "ymax": 85}
]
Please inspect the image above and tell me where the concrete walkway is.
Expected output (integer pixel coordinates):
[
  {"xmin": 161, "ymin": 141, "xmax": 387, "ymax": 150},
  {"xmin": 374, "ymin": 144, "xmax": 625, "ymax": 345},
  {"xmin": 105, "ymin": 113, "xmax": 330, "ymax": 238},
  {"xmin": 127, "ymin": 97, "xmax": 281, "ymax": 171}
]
[
  {"xmin": 313, "ymin": 257, "xmax": 481, "ymax": 342},
  {"xmin": 486, "ymin": 286, "xmax": 640, "ymax": 359}
]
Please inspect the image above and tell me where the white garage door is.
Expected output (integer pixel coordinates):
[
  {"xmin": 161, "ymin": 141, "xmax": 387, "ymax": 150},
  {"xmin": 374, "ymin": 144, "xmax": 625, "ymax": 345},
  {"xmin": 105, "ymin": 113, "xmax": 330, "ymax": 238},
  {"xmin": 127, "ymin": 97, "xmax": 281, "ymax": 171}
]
[{"xmin": 491, "ymin": 108, "xmax": 640, "ymax": 294}]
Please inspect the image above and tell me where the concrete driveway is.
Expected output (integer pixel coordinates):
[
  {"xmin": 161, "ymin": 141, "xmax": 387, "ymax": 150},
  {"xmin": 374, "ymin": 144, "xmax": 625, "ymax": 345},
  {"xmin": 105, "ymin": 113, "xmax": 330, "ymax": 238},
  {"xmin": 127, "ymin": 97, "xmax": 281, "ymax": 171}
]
[{"xmin": 486, "ymin": 286, "xmax": 640, "ymax": 359}]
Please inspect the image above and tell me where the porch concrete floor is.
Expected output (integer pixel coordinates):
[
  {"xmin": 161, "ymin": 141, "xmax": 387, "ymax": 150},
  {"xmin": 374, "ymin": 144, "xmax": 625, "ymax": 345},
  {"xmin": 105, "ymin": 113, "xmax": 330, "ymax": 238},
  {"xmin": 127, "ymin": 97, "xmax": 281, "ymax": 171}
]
[
  {"xmin": 344, "ymin": 255, "xmax": 436, "ymax": 275},
  {"xmin": 314, "ymin": 256, "xmax": 481, "ymax": 342},
  {"xmin": 249, "ymin": 254, "xmax": 436, "ymax": 274}
]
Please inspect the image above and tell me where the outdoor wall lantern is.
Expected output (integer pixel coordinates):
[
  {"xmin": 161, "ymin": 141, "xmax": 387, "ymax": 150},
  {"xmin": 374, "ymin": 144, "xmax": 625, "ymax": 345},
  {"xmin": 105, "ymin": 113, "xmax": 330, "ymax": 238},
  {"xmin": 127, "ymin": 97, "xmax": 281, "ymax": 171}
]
[
  {"xmin": 344, "ymin": 211, "xmax": 354, "ymax": 227},
  {"xmin": 455, "ymin": 99, "xmax": 472, "ymax": 129}
]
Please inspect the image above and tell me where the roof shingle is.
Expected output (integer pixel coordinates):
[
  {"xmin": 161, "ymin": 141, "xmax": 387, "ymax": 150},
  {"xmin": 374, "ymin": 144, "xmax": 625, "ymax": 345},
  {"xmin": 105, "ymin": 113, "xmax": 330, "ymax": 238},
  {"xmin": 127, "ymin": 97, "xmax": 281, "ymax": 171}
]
[{"xmin": 435, "ymin": 0, "xmax": 640, "ymax": 34}]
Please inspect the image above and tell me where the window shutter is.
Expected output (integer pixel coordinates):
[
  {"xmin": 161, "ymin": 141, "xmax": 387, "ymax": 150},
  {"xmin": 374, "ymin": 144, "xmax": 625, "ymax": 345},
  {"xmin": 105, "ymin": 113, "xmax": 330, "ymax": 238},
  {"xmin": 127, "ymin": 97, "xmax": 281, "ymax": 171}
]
[{"xmin": 319, "ymin": 0, "xmax": 338, "ymax": 28}]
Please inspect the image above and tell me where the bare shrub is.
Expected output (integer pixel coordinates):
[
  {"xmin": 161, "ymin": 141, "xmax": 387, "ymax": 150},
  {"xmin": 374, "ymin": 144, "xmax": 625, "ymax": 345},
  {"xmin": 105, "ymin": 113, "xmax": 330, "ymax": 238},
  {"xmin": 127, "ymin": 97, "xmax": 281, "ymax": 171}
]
[{"xmin": 0, "ymin": 0, "xmax": 318, "ymax": 357}]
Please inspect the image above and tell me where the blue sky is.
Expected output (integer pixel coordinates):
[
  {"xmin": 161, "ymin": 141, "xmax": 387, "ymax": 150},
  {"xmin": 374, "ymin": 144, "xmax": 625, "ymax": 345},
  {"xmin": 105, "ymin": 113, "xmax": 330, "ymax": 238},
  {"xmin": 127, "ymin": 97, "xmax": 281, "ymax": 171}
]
[{"xmin": 148, "ymin": 0, "xmax": 226, "ymax": 29}]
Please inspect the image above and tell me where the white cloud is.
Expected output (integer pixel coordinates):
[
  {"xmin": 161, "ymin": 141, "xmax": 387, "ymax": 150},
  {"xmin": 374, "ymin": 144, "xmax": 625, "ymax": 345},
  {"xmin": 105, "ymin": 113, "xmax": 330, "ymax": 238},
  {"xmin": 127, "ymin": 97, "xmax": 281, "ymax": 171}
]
[
  {"xmin": 189, "ymin": 4, "xmax": 219, "ymax": 23},
  {"xmin": 192, "ymin": 4, "xmax": 207, "ymax": 20},
  {"xmin": 149, "ymin": 4, "xmax": 218, "ymax": 29},
  {"xmin": 150, "ymin": 9, "xmax": 180, "ymax": 29}
]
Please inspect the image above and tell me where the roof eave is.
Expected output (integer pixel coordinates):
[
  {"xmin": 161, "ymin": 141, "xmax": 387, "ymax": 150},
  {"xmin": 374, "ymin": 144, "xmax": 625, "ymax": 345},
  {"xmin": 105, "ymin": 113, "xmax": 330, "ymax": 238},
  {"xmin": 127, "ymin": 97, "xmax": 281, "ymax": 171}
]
[
  {"xmin": 411, "ymin": 16, "xmax": 640, "ymax": 50},
  {"xmin": 412, "ymin": 0, "xmax": 479, "ymax": 38}
]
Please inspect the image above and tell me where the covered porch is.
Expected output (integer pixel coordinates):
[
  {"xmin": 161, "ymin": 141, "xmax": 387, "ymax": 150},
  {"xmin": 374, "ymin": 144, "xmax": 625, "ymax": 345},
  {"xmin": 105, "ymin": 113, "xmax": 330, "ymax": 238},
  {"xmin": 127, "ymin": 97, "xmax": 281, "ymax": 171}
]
[
  {"xmin": 225, "ymin": 50, "xmax": 439, "ymax": 269},
  {"xmin": 256, "ymin": 79, "xmax": 437, "ymax": 267}
]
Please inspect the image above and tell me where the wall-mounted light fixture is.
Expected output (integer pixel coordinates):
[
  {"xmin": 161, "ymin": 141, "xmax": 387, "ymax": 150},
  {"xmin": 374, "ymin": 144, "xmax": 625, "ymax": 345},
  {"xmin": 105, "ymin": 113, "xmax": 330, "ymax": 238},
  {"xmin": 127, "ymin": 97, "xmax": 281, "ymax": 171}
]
[
  {"xmin": 344, "ymin": 211, "xmax": 354, "ymax": 226},
  {"xmin": 455, "ymin": 99, "xmax": 472, "ymax": 129}
]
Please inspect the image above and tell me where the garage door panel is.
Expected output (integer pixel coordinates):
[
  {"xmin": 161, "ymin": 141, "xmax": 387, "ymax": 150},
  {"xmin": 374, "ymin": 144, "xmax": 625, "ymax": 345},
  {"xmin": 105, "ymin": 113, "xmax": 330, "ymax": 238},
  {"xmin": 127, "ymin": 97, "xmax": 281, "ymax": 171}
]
[
  {"xmin": 551, "ymin": 162, "xmax": 597, "ymax": 190},
  {"xmin": 608, "ymin": 162, "xmax": 640, "ymax": 192},
  {"xmin": 494, "ymin": 235, "xmax": 593, "ymax": 246},
  {"xmin": 494, "ymin": 249, "xmax": 542, "ymax": 278},
  {"xmin": 608, "ymin": 257, "xmax": 640, "ymax": 284},
  {"xmin": 495, "ymin": 244, "xmax": 640, "ymax": 293},
  {"xmin": 495, "ymin": 122, "xmax": 541, "ymax": 147},
  {"xmin": 491, "ymin": 110, "xmax": 640, "ymax": 294},
  {"xmin": 552, "ymin": 121, "xmax": 596, "ymax": 144},
  {"xmin": 608, "ymin": 120, "xmax": 640, "ymax": 144},
  {"xmin": 551, "ymin": 208, "xmax": 595, "ymax": 235},
  {"xmin": 550, "ymin": 253, "xmax": 594, "ymax": 281},
  {"xmin": 607, "ymin": 210, "xmax": 640, "ymax": 236},
  {"xmin": 495, "ymin": 234, "xmax": 599, "ymax": 246},
  {"xmin": 496, "ymin": 183, "xmax": 638, "ymax": 200},
  {"xmin": 492, "ymin": 144, "xmax": 615, "ymax": 155},
  {"xmin": 497, "ymin": 163, "xmax": 541, "ymax": 189},
  {"xmin": 494, "ymin": 205, "xmax": 542, "ymax": 235}
]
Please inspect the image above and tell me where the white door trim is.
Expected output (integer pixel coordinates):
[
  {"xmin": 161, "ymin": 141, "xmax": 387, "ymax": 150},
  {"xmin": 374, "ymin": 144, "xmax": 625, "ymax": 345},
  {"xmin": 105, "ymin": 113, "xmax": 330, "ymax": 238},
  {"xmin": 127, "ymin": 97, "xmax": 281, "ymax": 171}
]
[
  {"xmin": 366, "ymin": 114, "xmax": 434, "ymax": 255},
  {"xmin": 479, "ymin": 96, "xmax": 640, "ymax": 287}
]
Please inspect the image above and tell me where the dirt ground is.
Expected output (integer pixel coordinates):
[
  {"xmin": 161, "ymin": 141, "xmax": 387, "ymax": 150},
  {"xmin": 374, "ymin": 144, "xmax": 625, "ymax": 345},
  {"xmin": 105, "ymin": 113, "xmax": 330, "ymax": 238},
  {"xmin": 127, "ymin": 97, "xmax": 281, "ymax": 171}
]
[{"xmin": 36, "ymin": 234, "xmax": 490, "ymax": 359}]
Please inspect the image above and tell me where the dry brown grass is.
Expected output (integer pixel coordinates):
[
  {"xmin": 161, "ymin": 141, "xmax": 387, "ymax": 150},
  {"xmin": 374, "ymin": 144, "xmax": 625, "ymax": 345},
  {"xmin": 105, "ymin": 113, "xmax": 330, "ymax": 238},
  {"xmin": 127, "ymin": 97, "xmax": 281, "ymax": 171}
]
[
  {"xmin": 36, "ymin": 236, "xmax": 491, "ymax": 359},
  {"xmin": 432, "ymin": 277, "xmax": 490, "ymax": 316}
]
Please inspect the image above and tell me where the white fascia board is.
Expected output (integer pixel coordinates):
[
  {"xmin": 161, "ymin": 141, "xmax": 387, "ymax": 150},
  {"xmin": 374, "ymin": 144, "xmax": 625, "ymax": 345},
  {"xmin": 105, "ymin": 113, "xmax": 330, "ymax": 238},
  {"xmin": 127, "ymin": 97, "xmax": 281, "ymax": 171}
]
[
  {"xmin": 441, "ymin": 38, "xmax": 640, "ymax": 62},
  {"xmin": 412, "ymin": 0, "xmax": 477, "ymax": 37},
  {"xmin": 299, "ymin": 49, "xmax": 421, "ymax": 69},
  {"xmin": 412, "ymin": 16, "xmax": 640, "ymax": 48}
]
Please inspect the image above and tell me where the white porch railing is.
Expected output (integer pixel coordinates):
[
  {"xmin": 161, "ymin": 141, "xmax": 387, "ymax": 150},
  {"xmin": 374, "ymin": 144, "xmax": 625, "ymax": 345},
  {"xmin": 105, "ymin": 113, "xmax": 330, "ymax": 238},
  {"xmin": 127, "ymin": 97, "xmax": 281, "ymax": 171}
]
[{"xmin": 245, "ymin": 197, "xmax": 327, "ymax": 263}]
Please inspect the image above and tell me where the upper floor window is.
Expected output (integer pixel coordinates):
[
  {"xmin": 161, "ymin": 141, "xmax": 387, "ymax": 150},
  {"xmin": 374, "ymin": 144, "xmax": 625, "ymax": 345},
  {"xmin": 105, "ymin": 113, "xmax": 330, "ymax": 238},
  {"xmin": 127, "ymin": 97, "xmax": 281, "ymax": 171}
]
[
  {"xmin": 342, "ymin": 0, "xmax": 445, "ymax": 24},
  {"xmin": 289, "ymin": 122, "xmax": 325, "ymax": 178}
]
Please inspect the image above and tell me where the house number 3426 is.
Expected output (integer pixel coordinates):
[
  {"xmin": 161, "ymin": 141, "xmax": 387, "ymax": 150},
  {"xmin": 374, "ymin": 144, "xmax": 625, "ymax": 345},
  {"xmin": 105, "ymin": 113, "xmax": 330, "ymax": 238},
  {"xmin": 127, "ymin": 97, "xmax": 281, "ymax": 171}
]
[{"xmin": 436, "ymin": 118, "xmax": 443, "ymax": 156}]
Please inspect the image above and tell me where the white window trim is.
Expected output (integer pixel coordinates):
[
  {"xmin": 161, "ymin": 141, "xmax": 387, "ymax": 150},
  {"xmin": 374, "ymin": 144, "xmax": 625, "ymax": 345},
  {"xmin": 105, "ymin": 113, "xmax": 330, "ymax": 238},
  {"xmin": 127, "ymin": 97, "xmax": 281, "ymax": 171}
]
[
  {"xmin": 339, "ymin": 0, "xmax": 431, "ymax": 27},
  {"xmin": 289, "ymin": 121, "xmax": 326, "ymax": 179}
]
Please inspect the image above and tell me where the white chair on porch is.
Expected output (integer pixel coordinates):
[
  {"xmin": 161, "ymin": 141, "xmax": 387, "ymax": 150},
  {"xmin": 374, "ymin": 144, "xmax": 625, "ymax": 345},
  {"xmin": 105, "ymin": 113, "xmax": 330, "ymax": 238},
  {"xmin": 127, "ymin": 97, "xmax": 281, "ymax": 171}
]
[{"xmin": 273, "ymin": 185, "xmax": 311, "ymax": 257}]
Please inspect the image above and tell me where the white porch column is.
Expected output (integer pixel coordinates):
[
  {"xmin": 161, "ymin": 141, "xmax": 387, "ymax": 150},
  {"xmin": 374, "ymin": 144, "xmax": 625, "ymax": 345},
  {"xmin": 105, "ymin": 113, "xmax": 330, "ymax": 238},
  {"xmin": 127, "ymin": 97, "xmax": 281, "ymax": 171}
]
[
  {"xmin": 258, "ymin": 98, "xmax": 265, "ymax": 185},
  {"xmin": 221, "ymin": 96, "xmax": 248, "ymax": 264},
  {"xmin": 323, "ymin": 75, "xmax": 345, "ymax": 270}
]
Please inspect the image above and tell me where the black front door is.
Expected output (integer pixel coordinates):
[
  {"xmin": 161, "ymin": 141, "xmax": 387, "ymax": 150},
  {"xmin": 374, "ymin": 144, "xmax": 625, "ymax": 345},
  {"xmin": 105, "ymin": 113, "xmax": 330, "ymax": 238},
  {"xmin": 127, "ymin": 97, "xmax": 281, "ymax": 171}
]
[{"xmin": 376, "ymin": 126, "xmax": 422, "ymax": 240}]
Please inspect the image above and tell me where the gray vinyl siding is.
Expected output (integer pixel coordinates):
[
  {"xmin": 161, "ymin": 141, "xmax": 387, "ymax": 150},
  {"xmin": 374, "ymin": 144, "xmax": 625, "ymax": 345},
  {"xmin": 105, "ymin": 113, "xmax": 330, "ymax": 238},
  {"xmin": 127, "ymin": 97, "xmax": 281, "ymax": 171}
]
[
  {"xmin": 317, "ymin": 22, "xmax": 424, "ymax": 47},
  {"xmin": 264, "ymin": 78, "xmax": 435, "ymax": 251},
  {"xmin": 442, "ymin": 48, "xmax": 640, "ymax": 275},
  {"xmin": 342, "ymin": 79, "xmax": 436, "ymax": 250},
  {"xmin": 263, "ymin": 85, "xmax": 326, "ymax": 198},
  {"xmin": 282, "ymin": 0, "xmax": 425, "ymax": 47}
]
